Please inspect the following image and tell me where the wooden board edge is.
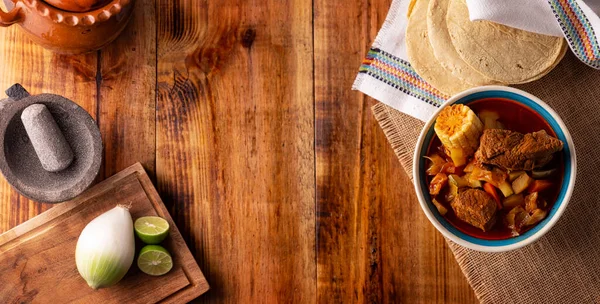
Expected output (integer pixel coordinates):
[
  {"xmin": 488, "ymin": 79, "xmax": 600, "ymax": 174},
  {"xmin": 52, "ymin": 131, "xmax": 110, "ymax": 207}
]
[
  {"xmin": 0, "ymin": 163, "xmax": 144, "ymax": 244},
  {"xmin": 0, "ymin": 162, "xmax": 209, "ymax": 301},
  {"xmin": 133, "ymin": 166, "xmax": 210, "ymax": 302}
]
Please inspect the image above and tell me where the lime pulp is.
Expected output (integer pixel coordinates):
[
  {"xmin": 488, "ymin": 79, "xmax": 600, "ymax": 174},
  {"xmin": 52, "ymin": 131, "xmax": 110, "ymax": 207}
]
[
  {"xmin": 137, "ymin": 245, "xmax": 173, "ymax": 276},
  {"xmin": 134, "ymin": 216, "xmax": 170, "ymax": 244}
]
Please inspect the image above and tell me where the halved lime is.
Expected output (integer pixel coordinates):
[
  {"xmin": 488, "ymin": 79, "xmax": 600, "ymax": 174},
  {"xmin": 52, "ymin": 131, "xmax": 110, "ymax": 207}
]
[
  {"xmin": 134, "ymin": 216, "xmax": 170, "ymax": 244},
  {"xmin": 137, "ymin": 245, "xmax": 173, "ymax": 276}
]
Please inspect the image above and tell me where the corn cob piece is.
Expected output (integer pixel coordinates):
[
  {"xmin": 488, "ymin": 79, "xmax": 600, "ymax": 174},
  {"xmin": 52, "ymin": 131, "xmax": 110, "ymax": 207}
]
[{"xmin": 434, "ymin": 104, "xmax": 483, "ymax": 166}]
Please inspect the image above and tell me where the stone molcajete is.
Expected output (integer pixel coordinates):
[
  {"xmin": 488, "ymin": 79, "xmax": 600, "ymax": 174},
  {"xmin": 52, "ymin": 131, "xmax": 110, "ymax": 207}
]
[
  {"xmin": 0, "ymin": 0, "xmax": 135, "ymax": 54},
  {"xmin": 0, "ymin": 83, "xmax": 102, "ymax": 203}
]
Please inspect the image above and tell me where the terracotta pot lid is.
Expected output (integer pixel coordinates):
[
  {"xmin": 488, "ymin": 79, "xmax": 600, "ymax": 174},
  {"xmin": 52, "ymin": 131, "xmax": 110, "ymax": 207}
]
[
  {"xmin": 18, "ymin": 0, "xmax": 131, "ymax": 26},
  {"xmin": 43, "ymin": 0, "xmax": 111, "ymax": 12}
]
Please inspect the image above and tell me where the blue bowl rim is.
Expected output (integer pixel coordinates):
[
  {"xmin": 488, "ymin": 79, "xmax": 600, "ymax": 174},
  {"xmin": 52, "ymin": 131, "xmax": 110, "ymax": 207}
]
[{"xmin": 412, "ymin": 86, "xmax": 577, "ymax": 252}]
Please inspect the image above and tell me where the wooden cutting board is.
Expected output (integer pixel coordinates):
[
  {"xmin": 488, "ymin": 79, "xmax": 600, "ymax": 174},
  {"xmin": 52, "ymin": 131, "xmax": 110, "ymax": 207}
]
[{"xmin": 0, "ymin": 163, "xmax": 209, "ymax": 303}]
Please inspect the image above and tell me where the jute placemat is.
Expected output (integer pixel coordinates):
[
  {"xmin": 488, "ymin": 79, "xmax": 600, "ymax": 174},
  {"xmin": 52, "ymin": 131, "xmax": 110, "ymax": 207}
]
[{"xmin": 373, "ymin": 51, "xmax": 600, "ymax": 303}]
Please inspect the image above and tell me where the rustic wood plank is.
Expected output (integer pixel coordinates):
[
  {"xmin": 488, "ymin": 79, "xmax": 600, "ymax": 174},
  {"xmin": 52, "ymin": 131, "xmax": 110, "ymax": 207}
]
[
  {"xmin": 156, "ymin": 0, "xmax": 315, "ymax": 302},
  {"xmin": 314, "ymin": 0, "xmax": 478, "ymax": 302},
  {"xmin": 98, "ymin": 0, "xmax": 156, "ymax": 178},
  {"xmin": 0, "ymin": 1, "xmax": 481, "ymax": 302},
  {"xmin": 0, "ymin": 21, "xmax": 97, "ymax": 233}
]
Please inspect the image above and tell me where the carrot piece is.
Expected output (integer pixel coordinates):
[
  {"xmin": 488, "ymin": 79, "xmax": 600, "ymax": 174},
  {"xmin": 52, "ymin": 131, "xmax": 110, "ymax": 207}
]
[
  {"xmin": 483, "ymin": 182, "xmax": 502, "ymax": 210},
  {"xmin": 527, "ymin": 180, "xmax": 553, "ymax": 193}
]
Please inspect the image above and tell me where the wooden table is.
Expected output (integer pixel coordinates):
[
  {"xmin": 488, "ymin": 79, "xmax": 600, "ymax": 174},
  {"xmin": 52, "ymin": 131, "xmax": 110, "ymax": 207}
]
[{"xmin": 0, "ymin": 1, "xmax": 477, "ymax": 303}]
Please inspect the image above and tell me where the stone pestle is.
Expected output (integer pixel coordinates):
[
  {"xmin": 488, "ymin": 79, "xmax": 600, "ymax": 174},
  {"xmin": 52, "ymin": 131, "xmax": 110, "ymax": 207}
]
[{"xmin": 21, "ymin": 104, "xmax": 74, "ymax": 172}]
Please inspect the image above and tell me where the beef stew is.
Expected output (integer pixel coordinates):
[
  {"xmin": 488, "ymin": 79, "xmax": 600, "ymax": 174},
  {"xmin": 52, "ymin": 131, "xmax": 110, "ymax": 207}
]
[{"xmin": 425, "ymin": 98, "xmax": 564, "ymax": 239}]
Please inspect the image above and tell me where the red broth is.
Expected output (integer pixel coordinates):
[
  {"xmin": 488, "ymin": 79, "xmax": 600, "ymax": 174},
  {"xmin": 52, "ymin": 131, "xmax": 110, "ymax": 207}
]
[{"xmin": 426, "ymin": 98, "xmax": 565, "ymax": 240}]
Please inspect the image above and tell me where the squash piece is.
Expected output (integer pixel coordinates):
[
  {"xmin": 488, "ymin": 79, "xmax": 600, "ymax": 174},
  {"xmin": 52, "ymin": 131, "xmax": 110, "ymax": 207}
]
[
  {"xmin": 462, "ymin": 173, "xmax": 482, "ymax": 188},
  {"xmin": 503, "ymin": 194, "xmax": 524, "ymax": 209},
  {"xmin": 498, "ymin": 181, "xmax": 514, "ymax": 197},
  {"xmin": 509, "ymin": 170, "xmax": 526, "ymax": 182},
  {"xmin": 445, "ymin": 182, "xmax": 459, "ymax": 202},
  {"xmin": 448, "ymin": 174, "xmax": 469, "ymax": 188},
  {"xmin": 512, "ymin": 172, "xmax": 533, "ymax": 194}
]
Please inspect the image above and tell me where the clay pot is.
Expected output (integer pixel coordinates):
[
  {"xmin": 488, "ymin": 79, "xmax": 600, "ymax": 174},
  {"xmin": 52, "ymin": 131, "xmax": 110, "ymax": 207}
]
[
  {"xmin": 0, "ymin": 0, "xmax": 135, "ymax": 54},
  {"xmin": 44, "ymin": 0, "xmax": 112, "ymax": 12}
]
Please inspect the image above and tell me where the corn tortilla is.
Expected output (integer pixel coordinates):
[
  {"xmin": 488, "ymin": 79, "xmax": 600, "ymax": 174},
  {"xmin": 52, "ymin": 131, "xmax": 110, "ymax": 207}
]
[
  {"xmin": 406, "ymin": 0, "xmax": 473, "ymax": 95},
  {"xmin": 512, "ymin": 38, "xmax": 567, "ymax": 84},
  {"xmin": 407, "ymin": 0, "xmax": 417, "ymax": 17},
  {"xmin": 446, "ymin": 0, "xmax": 565, "ymax": 84},
  {"xmin": 427, "ymin": 0, "xmax": 501, "ymax": 86}
]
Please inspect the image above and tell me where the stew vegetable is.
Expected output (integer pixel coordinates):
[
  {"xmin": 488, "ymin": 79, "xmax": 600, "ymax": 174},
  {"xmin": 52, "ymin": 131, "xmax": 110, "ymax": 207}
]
[{"xmin": 425, "ymin": 99, "xmax": 564, "ymax": 239}]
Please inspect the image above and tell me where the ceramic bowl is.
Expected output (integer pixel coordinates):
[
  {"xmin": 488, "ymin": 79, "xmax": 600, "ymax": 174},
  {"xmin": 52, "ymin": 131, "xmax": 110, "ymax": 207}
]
[{"xmin": 413, "ymin": 86, "xmax": 577, "ymax": 252}]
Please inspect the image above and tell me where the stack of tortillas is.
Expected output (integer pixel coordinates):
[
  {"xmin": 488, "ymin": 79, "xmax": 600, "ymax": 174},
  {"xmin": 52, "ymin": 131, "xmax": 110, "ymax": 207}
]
[{"xmin": 406, "ymin": 0, "xmax": 567, "ymax": 96}]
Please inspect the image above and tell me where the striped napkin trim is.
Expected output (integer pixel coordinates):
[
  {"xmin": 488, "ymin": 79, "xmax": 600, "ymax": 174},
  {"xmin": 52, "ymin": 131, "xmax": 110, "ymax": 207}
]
[
  {"xmin": 359, "ymin": 48, "xmax": 448, "ymax": 107},
  {"xmin": 549, "ymin": 0, "xmax": 600, "ymax": 68}
]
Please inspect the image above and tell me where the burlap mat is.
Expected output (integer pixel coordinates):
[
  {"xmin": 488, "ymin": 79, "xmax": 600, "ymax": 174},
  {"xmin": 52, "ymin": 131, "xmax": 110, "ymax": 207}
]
[{"xmin": 373, "ymin": 51, "xmax": 600, "ymax": 304}]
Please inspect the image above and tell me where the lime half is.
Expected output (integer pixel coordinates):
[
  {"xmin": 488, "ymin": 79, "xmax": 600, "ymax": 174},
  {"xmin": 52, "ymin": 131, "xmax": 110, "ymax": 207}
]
[
  {"xmin": 134, "ymin": 216, "xmax": 170, "ymax": 244},
  {"xmin": 137, "ymin": 245, "xmax": 173, "ymax": 276}
]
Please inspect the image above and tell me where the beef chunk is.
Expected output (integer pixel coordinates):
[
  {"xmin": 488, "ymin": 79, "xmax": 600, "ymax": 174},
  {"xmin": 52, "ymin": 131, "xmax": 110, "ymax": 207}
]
[
  {"xmin": 475, "ymin": 129, "xmax": 563, "ymax": 170},
  {"xmin": 451, "ymin": 189, "xmax": 497, "ymax": 231}
]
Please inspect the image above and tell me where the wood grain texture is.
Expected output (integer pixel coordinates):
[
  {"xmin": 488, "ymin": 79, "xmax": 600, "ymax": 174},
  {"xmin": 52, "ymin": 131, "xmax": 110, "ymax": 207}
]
[
  {"xmin": 0, "ymin": 163, "xmax": 208, "ymax": 303},
  {"xmin": 0, "ymin": 0, "xmax": 481, "ymax": 302},
  {"xmin": 0, "ymin": 19, "xmax": 97, "ymax": 232},
  {"xmin": 314, "ymin": 0, "xmax": 478, "ymax": 303},
  {"xmin": 155, "ymin": 0, "xmax": 315, "ymax": 302},
  {"xmin": 98, "ymin": 0, "xmax": 156, "ymax": 178}
]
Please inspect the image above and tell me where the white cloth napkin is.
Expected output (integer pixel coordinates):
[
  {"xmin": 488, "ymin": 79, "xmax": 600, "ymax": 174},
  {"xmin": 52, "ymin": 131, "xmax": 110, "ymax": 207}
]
[
  {"xmin": 466, "ymin": 0, "xmax": 563, "ymax": 37},
  {"xmin": 353, "ymin": 0, "xmax": 600, "ymax": 122}
]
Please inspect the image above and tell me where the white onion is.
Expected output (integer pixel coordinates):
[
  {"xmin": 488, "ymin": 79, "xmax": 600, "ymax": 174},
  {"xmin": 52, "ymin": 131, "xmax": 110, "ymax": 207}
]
[{"xmin": 75, "ymin": 205, "xmax": 135, "ymax": 289}]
